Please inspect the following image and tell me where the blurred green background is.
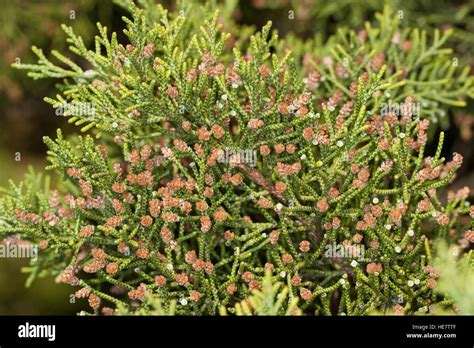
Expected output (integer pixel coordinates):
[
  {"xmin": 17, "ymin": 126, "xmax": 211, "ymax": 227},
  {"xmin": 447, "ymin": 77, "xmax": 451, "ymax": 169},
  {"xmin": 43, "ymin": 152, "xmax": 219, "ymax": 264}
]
[{"xmin": 0, "ymin": 0, "xmax": 472, "ymax": 314}]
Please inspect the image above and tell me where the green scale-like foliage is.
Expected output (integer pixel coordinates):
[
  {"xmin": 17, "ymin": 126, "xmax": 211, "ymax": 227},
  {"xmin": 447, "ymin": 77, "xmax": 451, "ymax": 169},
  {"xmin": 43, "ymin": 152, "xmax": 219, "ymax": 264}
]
[
  {"xmin": 1, "ymin": 1, "xmax": 472, "ymax": 316},
  {"xmin": 280, "ymin": 6, "xmax": 474, "ymax": 129}
]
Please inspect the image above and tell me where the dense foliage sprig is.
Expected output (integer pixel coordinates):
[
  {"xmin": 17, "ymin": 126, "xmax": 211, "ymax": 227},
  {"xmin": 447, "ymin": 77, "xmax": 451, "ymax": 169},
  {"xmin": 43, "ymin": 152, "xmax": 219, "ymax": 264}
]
[{"xmin": 1, "ymin": 1, "xmax": 472, "ymax": 316}]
